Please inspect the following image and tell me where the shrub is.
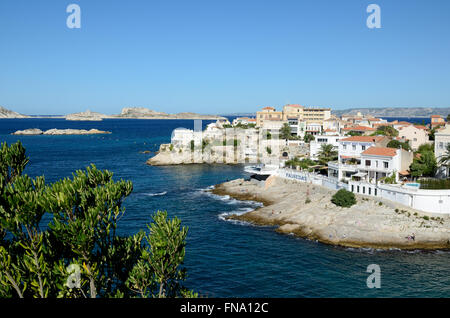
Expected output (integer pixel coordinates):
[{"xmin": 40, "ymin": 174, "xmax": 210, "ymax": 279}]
[
  {"xmin": 331, "ymin": 189, "xmax": 356, "ymax": 208},
  {"xmin": 0, "ymin": 141, "xmax": 196, "ymax": 298}
]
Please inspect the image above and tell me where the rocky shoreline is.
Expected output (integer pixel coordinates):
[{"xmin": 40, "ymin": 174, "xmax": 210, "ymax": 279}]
[{"xmin": 212, "ymin": 176, "xmax": 450, "ymax": 250}]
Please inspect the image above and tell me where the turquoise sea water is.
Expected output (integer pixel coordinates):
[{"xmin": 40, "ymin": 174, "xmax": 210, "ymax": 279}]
[{"xmin": 1, "ymin": 118, "xmax": 449, "ymax": 298}]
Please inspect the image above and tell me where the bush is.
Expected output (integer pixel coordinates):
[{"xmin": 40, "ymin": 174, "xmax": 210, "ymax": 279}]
[
  {"xmin": 0, "ymin": 141, "xmax": 196, "ymax": 298},
  {"xmin": 331, "ymin": 189, "xmax": 356, "ymax": 208}
]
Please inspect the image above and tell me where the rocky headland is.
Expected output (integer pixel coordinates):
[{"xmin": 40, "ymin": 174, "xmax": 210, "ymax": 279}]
[
  {"xmin": 12, "ymin": 128, "xmax": 111, "ymax": 135},
  {"xmin": 0, "ymin": 106, "xmax": 30, "ymax": 118},
  {"xmin": 146, "ymin": 144, "xmax": 239, "ymax": 165},
  {"xmin": 212, "ymin": 176, "xmax": 450, "ymax": 250}
]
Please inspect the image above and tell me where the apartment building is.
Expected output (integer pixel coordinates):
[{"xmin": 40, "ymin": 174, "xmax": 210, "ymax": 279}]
[
  {"xmin": 256, "ymin": 107, "xmax": 283, "ymax": 127},
  {"xmin": 397, "ymin": 125, "xmax": 430, "ymax": 150},
  {"xmin": 309, "ymin": 135, "xmax": 342, "ymax": 160},
  {"xmin": 328, "ymin": 136, "xmax": 389, "ymax": 181},
  {"xmin": 431, "ymin": 115, "xmax": 446, "ymax": 129},
  {"xmin": 435, "ymin": 124, "xmax": 450, "ymax": 177},
  {"xmin": 355, "ymin": 147, "xmax": 413, "ymax": 183}
]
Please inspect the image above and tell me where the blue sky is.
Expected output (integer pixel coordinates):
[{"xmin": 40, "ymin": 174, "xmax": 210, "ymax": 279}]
[{"xmin": 0, "ymin": 0, "xmax": 449, "ymax": 115}]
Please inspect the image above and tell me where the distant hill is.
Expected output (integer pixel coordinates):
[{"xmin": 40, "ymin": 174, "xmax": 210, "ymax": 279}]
[
  {"xmin": 332, "ymin": 107, "xmax": 450, "ymax": 118},
  {"xmin": 0, "ymin": 106, "xmax": 29, "ymax": 118}
]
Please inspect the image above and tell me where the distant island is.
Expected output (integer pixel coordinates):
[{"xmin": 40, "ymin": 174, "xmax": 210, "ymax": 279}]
[
  {"xmin": 11, "ymin": 128, "xmax": 111, "ymax": 135},
  {"xmin": 0, "ymin": 105, "xmax": 226, "ymax": 121}
]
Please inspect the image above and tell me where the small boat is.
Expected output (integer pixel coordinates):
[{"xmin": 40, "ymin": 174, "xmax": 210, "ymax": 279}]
[{"xmin": 244, "ymin": 164, "xmax": 278, "ymax": 176}]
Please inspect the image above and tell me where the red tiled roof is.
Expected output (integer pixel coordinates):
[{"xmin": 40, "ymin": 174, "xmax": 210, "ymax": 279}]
[
  {"xmin": 431, "ymin": 115, "xmax": 442, "ymax": 118},
  {"xmin": 342, "ymin": 125, "xmax": 375, "ymax": 131},
  {"xmin": 340, "ymin": 136, "xmax": 386, "ymax": 143},
  {"xmin": 361, "ymin": 147, "xmax": 397, "ymax": 157},
  {"xmin": 262, "ymin": 107, "xmax": 275, "ymax": 110}
]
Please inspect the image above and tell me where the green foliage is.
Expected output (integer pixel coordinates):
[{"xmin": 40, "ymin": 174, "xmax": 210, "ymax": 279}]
[
  {"xmin": 410, "ymin": 151, "xmax": 437, "ymax": 177},
  {"xmin": 169, "ymin": 144, "xmax": 174, "ymax": 151},
  {"xmin": 331, "ymin": 189, "xmax": 356, "ymax": 208},
  {"xmin": 380, "ymin": 172, "xmax": 397, "ymax": 184},
  {"xmin": 303, "ymin": 134, "xmax": 315, "ymax": 143},
  {"xmin": 0, "ymin": 141, "xmax": 195, "ymax": 298},
  {"xmin": 417, "ymin": 143, "xmax": 434, "ymax": 154},
  {"xmin": 190, "ymin": 140, "xmax": 195, "ymax": 151},
  {"xmin": 387, "ymin": 140, "xmax": 411, "ymax": 151},
  {"xmin": 317, "ymin": 144, "xmax": 338, "ymax": 165},
  {"xmin": 418, "ymin": 178, "xmax": 450, "ymax": 190},
  {"xmin": 347, "ymin": 131, "xmax": 363, "ymax": 136},
  {"xmin": 232, "ymin": 123, "xmax": 255, "ymax": 129},
  {"xmin": 266, "ymin": 147, "xmax": 272, "ymax": 155},
  {"xmin": 202, "ymin": 139, "xmax": 209, "ymax": 151},
  {"xmin": 285, "ymin": 157, "xmax": 316, "ymax": 169},
  {"xmin": 372, "ymin": 125, "xmax": 399, "ymax": 137},
  {"xmin": 280, "ymin": 123, "xmax": 292, "ymax": 140}
]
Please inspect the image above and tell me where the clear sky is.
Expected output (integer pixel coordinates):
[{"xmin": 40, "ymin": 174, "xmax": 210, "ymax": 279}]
[{"xmin": 1, "ymin": 0, "xmax": 449, "ymax": 115}]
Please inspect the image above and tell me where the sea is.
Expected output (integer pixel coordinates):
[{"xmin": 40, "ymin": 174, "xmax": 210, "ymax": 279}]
[{"xmin": 1, "ymin": 116, "xmax": 449, "ymax": 298}]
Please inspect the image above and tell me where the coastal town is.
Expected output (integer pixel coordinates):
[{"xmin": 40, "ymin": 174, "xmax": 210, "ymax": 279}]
[{"xmin": 148, "ymin": 104, "xmax": 450, "ymax": 219}]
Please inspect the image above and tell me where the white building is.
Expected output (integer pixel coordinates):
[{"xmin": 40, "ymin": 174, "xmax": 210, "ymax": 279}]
[
  {"xmin": 328, "ymin": 136, "xmax": 389, "ymax": 181},
  {"xmin": 232, "ymin": 117, "xmax": 256, "ymax": 126},
  {"xmin": 287, "ymin": 117, "xmax": 306, "ymax": 138},
  {"xmin": 355, "ymin": 147, "xmax": 413, "ymax": 183},
  {"xmin": 435, "ymin": 124, "xmax": 450, "ymax": 177},
  {"xmin": 309, "ymin": 135, "xmax": 342, "ymax": 160},
  {"xmin": 305, "ymin": 122, "xmax": 322, "ymax": 135}
]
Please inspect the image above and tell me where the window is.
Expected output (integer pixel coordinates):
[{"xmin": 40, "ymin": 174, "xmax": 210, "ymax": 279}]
[
  {"xmin": 343, "ymin": 144, "xmax": 347, "ymax": 150},
  {"xmin": 439, "ymin": 142, "xmax": 444, "ymax": 149},
  {"xmin": 351, "ymin": 185, "xmax": 354, "ymax": 192},
  {"xmin": 376, "ymin": 161, "xmax": 379, "ymax": 168},
  {"xmin": 368, "ymin": 187, "xmax": 371, "ymax": 195},
  {"xmin": 365, "ymin": 160, "xmax": 371, "ymax": 167},
  {"xmin": 362, "ymin": 187, "xmax": 365, "ymax": 194},
  {"xmin": 357, "ymin": 186, "xmax": 360, "ymax": 193},
  {"xmin": 384, "ymin": 161, "xmax": 389, "ymax": 169},
  {"xmin": 374, "ymin": 188, "xmax": 377, "ymax": 196},
  {"xmin": 362, "ymin": 145, "xmax": 366, "ymax": 151},
  {"xmin": 352, "ymin": 144, "xmax": 356, "ymax": 151}
]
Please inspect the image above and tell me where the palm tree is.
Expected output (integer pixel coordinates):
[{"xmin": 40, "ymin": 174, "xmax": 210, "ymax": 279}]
[
  {"xmin": 438, "ymin": 143, "xmax": 450, "ymax": 177},
  {"xmin": 317, "ymin": 143, "xmax": 338, "ymax": 165},
  {"xmin": 280, "ymin": 123, "xmax": 292, "ymax": 141}
]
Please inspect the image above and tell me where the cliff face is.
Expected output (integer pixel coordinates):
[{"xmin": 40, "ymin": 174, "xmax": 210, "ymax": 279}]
[{"xmin": 0, "ymin": 106, "xmax": 29, "ymax": 118}]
